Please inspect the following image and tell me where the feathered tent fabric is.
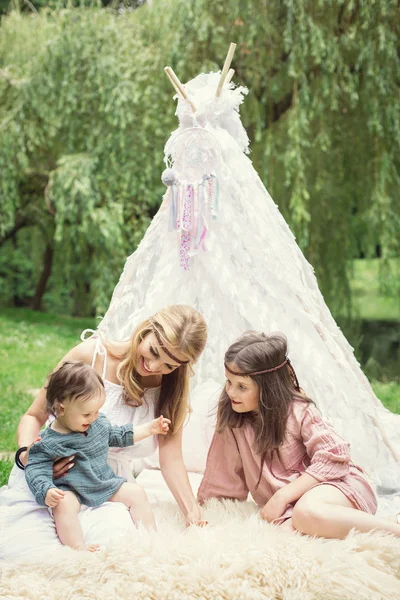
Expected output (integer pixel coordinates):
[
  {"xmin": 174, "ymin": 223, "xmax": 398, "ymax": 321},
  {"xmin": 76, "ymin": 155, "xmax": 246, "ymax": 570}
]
[{"xmin": 100, "ymin": 71, "xmax": 400, "ymax": 515}]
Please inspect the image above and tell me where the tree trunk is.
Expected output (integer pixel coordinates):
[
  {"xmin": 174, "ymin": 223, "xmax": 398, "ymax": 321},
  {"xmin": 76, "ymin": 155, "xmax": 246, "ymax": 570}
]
[
  {"xmin": 0, "ymin": 217, "xmax": 28, "ymax": 248},
  {"xmin": 32, "ymin": 244, "xmax": 54, "ymax": 310}
]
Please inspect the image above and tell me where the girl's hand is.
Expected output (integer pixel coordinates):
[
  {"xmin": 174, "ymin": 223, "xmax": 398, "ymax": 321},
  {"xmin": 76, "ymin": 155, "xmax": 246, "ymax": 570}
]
[
  {"xmin": 259, "ymin": 490, "xmax": 290, "ymax": 523},
  {"xmin": 45, "ymin": 488, "xmax": 65, "ymax": 508},
  {"xmin": 150, "ymin": 415, "xmax": 171, "ymax": 436}
]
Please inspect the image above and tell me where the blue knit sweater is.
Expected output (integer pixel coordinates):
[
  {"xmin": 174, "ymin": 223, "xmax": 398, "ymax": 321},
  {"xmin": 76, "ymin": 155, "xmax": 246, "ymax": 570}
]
[{"xmin": 25, "ymin": 413, "xmax": 134, "ymax": 507}]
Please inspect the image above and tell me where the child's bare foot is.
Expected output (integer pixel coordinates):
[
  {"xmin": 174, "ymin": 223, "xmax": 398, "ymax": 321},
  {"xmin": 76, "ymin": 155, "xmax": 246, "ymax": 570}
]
[{"xmin": 75, "ymin": 543, "xmax": 100, "ymax": 552}]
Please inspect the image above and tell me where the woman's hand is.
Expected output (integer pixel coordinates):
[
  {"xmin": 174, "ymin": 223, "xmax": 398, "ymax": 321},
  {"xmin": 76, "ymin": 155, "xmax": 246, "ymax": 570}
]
[
  {"xmin": 18, "ymin": 437, "xmax": 41, "ymax": 467},
  {"xmin": 259, "ymin": 489, "xmax": 290, "ymax": 523},
  {"xmin": 20, "ymin": 437, "xmax": 75, "ymax": 479},
  {"xmin": 185, "ymin": 505, "xmax": 208, "ymax": 528},
  {"xmin": 52, "ymin": 455, "xmax": 75, "ymax": 479}
]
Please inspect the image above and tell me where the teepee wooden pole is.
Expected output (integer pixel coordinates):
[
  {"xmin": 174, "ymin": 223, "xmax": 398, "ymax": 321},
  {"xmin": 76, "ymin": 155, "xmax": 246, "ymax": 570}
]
[
  {"xmin": 164, "ymin": 67, "xmax": 183, "ymax": 98},
  {"xmin": 164, "ymin": 67, "xmax": 196, "ymax": 113},
  {"xmin": 225, "ymin": 68, "xmax": 235, "ymax": 85},
  {"xmin": 370, "ymin": 414, "xmax": 400, "ymax": 461},
  {"xmin": 216, "ymin": 43, "xmax": 237, "ymax": 97}
]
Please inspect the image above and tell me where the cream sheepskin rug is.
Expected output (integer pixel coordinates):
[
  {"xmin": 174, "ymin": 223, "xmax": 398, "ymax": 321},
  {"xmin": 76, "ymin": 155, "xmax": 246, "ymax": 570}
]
[{"xmin": 1, "ymin": 500, "xmax": 399, "ymax": 600}]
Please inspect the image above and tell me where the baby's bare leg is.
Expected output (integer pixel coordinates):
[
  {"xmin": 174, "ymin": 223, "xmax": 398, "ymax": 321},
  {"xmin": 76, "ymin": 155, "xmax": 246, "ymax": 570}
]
[
  {"xmin": 52, "ymin": 490, "xmax": 99, "ymax": 551},
  {"xmin": 110, "ymin": 483, "xmax": 156, "ymax": 530}
]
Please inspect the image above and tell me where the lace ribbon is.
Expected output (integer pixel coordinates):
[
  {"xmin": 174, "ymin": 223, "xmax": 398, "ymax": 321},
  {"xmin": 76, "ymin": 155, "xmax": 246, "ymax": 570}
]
[{"xmin": 168, "ymin": 173, "xmax": 219, "ymax": 270}]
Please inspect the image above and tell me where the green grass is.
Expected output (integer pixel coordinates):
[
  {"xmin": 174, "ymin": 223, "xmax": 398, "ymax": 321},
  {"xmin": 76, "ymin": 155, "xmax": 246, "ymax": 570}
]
[
  {"xmin": 0, "ymin": 308, "xmax": 95, "ymax": 453},
  {"xmin": 0, "ymin": 308, "xmax": 95, "ymax": 485},
  {"xmin": 350, "ymin": 258, "xmax": 400, "ymax": 321},
  {"xmin": 370, "ymin": 380, "xmax": 400, "ymax": 415},
  {"xmin": 0, "ymin": 458, "xmax": 13, "ymax": 486}
]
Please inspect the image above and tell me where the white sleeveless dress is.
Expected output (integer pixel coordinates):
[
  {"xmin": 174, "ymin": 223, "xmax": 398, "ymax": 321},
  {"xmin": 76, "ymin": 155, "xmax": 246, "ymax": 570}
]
[
  {"xmin": 0, "ymin": 337, "xmax": 160, "ymax": 561},
  {"xmin": 89, "ymin": 333, "xmax": 159, "ymax": 480}
]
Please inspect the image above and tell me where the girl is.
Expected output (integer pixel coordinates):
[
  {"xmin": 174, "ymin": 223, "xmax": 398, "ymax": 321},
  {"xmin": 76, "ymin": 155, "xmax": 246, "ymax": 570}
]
[
  {"xmin": 25, "ymin": 361, "xmax": 171, "ymax": 551},
  {"xmin": 198, "ymin": 331, "xmax": 400, "ymax": 538},
  {"xmin": 4, "ymin": 305, "xmax": 207, "ymax": 558}
]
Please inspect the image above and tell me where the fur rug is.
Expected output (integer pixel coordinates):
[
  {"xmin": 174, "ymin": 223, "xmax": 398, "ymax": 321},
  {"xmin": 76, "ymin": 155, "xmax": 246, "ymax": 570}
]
[{"xmin": 1, "ymin": 500, "xmax": 399, "ymax": 600}]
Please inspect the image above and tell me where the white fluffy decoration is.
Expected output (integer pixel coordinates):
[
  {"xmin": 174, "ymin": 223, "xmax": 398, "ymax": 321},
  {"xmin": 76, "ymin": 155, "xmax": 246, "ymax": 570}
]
[
  {"xmin": 1, "ymin": 499, "xmax": 400, "ymax": 600},
  {"xmin": 100, "ymin": 71, "xmax": 400, "ymax": 515},
  {"xmin": 161, "ymin": 167, "xmax": 178, "ymax": 187}
]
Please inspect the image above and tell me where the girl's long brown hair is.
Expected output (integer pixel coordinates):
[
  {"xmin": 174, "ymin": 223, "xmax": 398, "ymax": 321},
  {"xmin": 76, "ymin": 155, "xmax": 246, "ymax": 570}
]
[
  {"xmin": 115, "ymin": 304, "xmax": 207, "ymax": 434},
  {"xmin": 217, "ymin": 331, "xmax": 312, "ymax": 456}
]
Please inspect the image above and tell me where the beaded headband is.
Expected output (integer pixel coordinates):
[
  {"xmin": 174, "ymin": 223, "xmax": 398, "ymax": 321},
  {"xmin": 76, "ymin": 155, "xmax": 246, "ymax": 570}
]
[
  {"xmin": 224, "ymin": 357, "xmax": 301, "ymax": 391},
  {"xmin": 151, "ymin": 324, "xmax": 190, "ymax": 365},
  {"xmin": 224, "ymin": 358, "xmax": 288, "ymax": 377}
]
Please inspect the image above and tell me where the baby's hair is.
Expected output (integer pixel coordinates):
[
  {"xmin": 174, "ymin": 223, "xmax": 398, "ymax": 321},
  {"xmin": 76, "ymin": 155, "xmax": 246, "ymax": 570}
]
[{"xmin": 46, "ymin": 361, "xmax": 104, "ymax": 417}]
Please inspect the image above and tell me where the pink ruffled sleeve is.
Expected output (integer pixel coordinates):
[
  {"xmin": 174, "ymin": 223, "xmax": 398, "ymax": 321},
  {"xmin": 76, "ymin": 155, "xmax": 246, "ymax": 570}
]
[
  {"xmin": 296, "ymin": 402, "xmax": 351, "ymax": 482},
  {"xmin": 197, "ymin": 429, "xmax": 249, "ymax": 504}
]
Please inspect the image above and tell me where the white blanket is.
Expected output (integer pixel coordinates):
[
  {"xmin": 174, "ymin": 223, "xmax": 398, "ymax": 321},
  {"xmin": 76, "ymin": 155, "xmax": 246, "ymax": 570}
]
[{"xmin": 0, "ymin": 465, "xmax": 203, "ymax": 561}]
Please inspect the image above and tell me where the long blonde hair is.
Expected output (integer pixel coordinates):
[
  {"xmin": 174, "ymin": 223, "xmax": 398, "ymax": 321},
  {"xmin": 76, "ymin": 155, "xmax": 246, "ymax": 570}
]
[{"xmin": 116, "ymin": 304, "xmax": 207, "ymax": 434}]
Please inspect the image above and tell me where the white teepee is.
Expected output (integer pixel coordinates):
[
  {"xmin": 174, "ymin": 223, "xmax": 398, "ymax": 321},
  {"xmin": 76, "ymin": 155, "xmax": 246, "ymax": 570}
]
[{"xmin": 99, "ymin": 70, "xmax": 400, "ymax": 515}]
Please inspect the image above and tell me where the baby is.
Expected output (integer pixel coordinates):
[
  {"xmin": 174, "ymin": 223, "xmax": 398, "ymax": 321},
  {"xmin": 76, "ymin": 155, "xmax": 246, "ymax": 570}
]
[{"xmin": 25, "ymin": 360, "xmax": 170, "ymax": 551}]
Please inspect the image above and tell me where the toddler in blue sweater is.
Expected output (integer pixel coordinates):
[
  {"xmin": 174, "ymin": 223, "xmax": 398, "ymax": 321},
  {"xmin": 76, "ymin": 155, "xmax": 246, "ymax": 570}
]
[{"xmin": 25, "ymin": 361, "xmax": 170, "ymax": 552}]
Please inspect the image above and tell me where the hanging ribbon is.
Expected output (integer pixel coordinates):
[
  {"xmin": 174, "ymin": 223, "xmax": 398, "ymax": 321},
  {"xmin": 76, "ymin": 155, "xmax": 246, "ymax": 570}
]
[
  {"xmin": 179, "ymin": 184, "xmax": 193, "ymax": 271},
  {"xmin": 168, "ymin": 187, "xmax": 176, "ymax": 232},
  {"xmin": 195, "ymin": 180, "xmax": 204, "ymax": 250},
  {"xmin": 167, "ymin": 173, "xmax": 219, "ymax": 269}
]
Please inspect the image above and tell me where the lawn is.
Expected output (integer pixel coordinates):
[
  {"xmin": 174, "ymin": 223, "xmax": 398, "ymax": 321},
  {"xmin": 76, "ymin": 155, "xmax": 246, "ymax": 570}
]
[
  {"xmin": 350, "ymin": 258, "xmax": 400, "ymax": 321},
  {"xmin": 0, "ymin": 308, "xmax": 95, "ymax": 485},
  {"xmin": 0, "ymin": 306, "xmax": 399, "ymax": 487}
]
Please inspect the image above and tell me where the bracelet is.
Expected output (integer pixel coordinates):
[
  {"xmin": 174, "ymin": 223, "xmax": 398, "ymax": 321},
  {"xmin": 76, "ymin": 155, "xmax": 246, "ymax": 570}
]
[{"xmin": 15, "ymin": 446, "xmax": 28, "ymax": 470}]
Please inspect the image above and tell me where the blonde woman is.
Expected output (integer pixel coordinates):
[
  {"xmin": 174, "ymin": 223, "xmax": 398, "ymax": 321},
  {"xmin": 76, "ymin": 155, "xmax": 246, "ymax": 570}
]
[{"xmin": 3, "ymin": 305, "xmax": 207, "ymax": 557}]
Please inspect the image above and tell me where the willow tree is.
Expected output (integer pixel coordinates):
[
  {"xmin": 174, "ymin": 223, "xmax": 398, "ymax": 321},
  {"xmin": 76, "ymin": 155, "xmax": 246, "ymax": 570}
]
[
  {"xmin": 0, "ymin": 0, "xmax": 399, "ymax": 316},
  {"xmin": 0, "ymin": 9, "xmax": 162, "ymax": 314}
]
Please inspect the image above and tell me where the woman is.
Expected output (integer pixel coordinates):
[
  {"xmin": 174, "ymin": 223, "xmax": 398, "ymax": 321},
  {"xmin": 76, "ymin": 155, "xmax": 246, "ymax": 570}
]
[{"xmin": 1, "ymin": 304, "xmax": 207, "ymax": 559}]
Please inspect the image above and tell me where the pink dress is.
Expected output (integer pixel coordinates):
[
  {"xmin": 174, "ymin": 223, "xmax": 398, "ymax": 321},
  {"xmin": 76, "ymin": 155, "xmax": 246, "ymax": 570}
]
[{"xmin": 197, "ymin": 400, "xmax": 377, "ymax": 523}]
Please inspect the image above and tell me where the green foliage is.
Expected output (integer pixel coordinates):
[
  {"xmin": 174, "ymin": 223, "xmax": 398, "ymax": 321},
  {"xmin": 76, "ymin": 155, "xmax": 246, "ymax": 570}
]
[
  {"xmin": 1, "ymin": 0, "xmax": 147, "ymax": 17},
  {"xmin": 0, "ymin": 7, "xmax": 158, "ymax": 314},
  {"xmin": 0, "ymin": 1, "xmax": 399, "ymax": 317},
  {"xmin": 349, "ymin": 258, "xmax": 400, "ymax": 321}
]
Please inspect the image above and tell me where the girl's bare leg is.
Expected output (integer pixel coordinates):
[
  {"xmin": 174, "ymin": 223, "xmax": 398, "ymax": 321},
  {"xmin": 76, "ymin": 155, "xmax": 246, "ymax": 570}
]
[
  {"xmin": 292, "ymin": 484, "xmax": 400, "ymax": 539},
  {"xmin": 110, "ymin": 483, "xmax": 156, "ymax": 530},
  {"xmin": 279, "ymin": 518, "xmax": 296, "ymax": 534},
  {"xmin": 52, "ymin": 490, "xmax": 99, "ymax": 551}
]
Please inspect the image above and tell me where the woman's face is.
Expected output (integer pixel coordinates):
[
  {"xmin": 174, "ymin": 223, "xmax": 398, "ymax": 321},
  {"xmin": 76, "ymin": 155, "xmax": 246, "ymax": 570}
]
[
  {"xmin": 137, "ymin": 332, "xmax": 187, "ymax": 377},
  {"xmin": 225, "ymin": 365, "xmax": 259, "ymax": 413}
]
